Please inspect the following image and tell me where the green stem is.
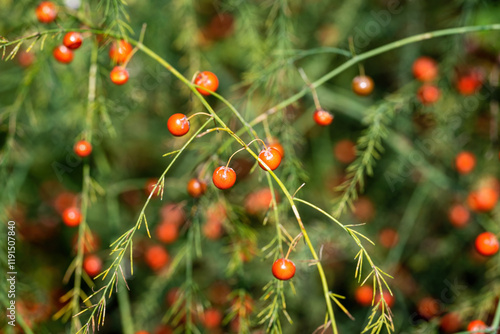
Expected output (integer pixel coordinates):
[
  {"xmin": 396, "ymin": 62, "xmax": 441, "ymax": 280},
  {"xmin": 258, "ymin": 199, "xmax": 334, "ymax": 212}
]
[
  {"xmin": 117, "ymin": 279, "xmax": 134, "ymax": 334},
  {"xmin": 490, "ymin": 298, "xmax": 500, "ymax": 333}
]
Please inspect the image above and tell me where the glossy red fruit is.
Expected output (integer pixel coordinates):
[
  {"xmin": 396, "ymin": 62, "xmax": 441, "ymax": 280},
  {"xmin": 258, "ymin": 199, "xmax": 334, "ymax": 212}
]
[
  {"xmin": 455, "ymin": 151, "xmax": 476, "ymax": 174},
  {"xmin": 352, "ymin": 75, "xmax": 374, "ymax": 96},
  {"xmin": 53, "ymin": 45, "xmax": 74, "ymax": 64},
  {"xmin": 412, "ymin": 57, "xmax": 438, "ymax": 82},
  {"xmin": 272, "ymin": 258, "xmax": 296, "ymax": 280},
  {"xmin": 417, "ymin": 84, "xmax": 440, "ymax": 105},
  {"xmin": 83, "ymin": 254, "xmax": 102, "ymax": 278},
  {"xmin": 467, "ymin": 320, "xmax": 487, "ymax": 334},
  {"xmin": 63, "ymin": 32, "xmax": 83, "ymax": 50},
  {"xmin": 167, "ymin": 113, "xmax": 190, "ymax": 136},
  {"xmin": 62, "ymin": 207, "xmax": 81, "ymax": 227},
  {"xmin": 268, "ymin": 140, "xmax": 284, "ymax": 158},
  {"xmin": 145, "ymin": 245, "xmax": 170, "ymax": 271},
  {"xmin": 212, "ymin": 166, "xmax": 236, "ymax": 190},
  {"xmin": 355, "ymin": 286, "xmax": 373, "ymax": 307},
  {"xmin": 36, "ymin": 1, "xmax": 57, "ymax": 23},
  {"xmin": 201, "ymin": 308, "xmax": 223, "ymax": 329},
  {"xmin": 194, "ymin": 71, "xmax": 219, "ymax": 96},
  {"xmin": 110, "ymin": 66, "xmax": 129, "ymax": 85},
  {"xmin": 155, "ymin": 222, "xmax": 179, "ymax": 244},
  {"xmin": 467, "ymin": 187, "xmax": 498, "ymax": 212},
  {"xmin": 258, "ymin": 147, "xmax": 282, "ymax": 171},
  {"xmin": 475, "ymin": 232, "xmax": 499, "ymax": 256},
  {"xmin": 187, "ymin": 178, "xmax": 207, "ymax": 198},
  {"xmin": 109, "ymin": 39, "xmax": 133, "ymax": 64},
  {"xmin": 74, "ymin": 140, "xmax": 92, "ymax": 157},
  {"xmin": 313, "ymin": 109, "xmax": 334, "ymax": 126},
  {"xmin": 447, "ymin": 204, "xmax": 470, "ymax": 228}
]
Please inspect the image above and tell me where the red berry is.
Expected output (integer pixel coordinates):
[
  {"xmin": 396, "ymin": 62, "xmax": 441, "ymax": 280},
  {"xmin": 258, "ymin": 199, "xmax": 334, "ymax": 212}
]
[
  {"xmin": 135, "ymin": 331, "xmax": 150, "ymax": 334},
  {"xmin": 62, "ymin": 207, "xmax": 81, "ymax": 227},
  {"xmin": 74, "ymin": 140, "xmax": 92, "ymax": 157},
  {"xmin": 110, "ymin": 66, "xmax": 129, "ymax": 85},
  {"xmin": 36, "ymin": 1, "xmax": 57, "ymax": 23},
  {"xmin": 268, "ymin": 140, "xmax": 284, "ymax": 158},
  {"xmin": 244, "ymin": 188, "xmax": 277, "ymax": 215},
  {"xmin": 352, "ymin": 75, "xmax": 374, "ymax": 96},
  {"xmin": 440, "ymin": 313, "xmax": 461, "ymax": 333},
  {"xmin": 355, "ymin": 285, "xmax": 373, "ymax": 307},
  {"xmin": 63, "ymin": 32, "xmax": 83, "ymax": 50},
  {"xmin": 272, "ymin": 258, "xmax": 296, "ymax": 280},
  {"xmin": 53, "ymin": 45, "xmax": 74, "ymax": 64},
  {"xmin": 200, "ymin": 308, "xmax": 222, "ymax": 329},
  {"xmin": 412, "ymin": 57, "xmax": 438, "ymax": 82},
  {"xmin": 212, "ymin": 166, "xmax": 236, "ymax": 190},
  {"xmin": 18, "ymin": 50, "xmax": 35, "ymax": 68},
  {"xmin": 417, "ymin": 84, "xmax": 440, "ymax": 105},
  {"xmin": 194, "ymin": 71, "xmax": 219, "ymax": 96},
  {"xmin": 475, "ymin": 232, "xmax": 499, "ymax": 256},
  {"xmin": 145, "ymin": 245, "xmax": 170, "ymax": 271},
  {"xmin": 417, "ymin": 297, "xmax": 440, "ymax": 319},
  {"xmin": 467, "ymin": 320, "xmax": 487, "ymax": 334},
  {"xmin": 187, "ymin": 178, "xmax": 207, "ymax": 198},
  {"xmin": 83, "ymin": 254, "xmax": 102, "ymax": 278},
  {"xmin": 334, "ymin": 139, "xmax": 357, "ymax": 164},
  {"xmin": 375, "ymin": 291, "xmax": 395, "ymax": 308},
  {"xmin": 155, "ymin": 222, "xmax": 179, "ymax": 244},
  {"xmin": 313, "ymin": 109, "xmax": 334, "ymax": 126},
  {"xmin": 258, "ymin": 147, "xmax": 282, "ymax": 171},
  {"xmin": 160, "ymin": 203, "xmax": 186, "ymax": 226},
  {"xmin": 379, "ymin": 228, "xmax": 399, "ymax": 248},
  {"xmin": 447, "ymin": 204, "xmax": 470, "ymax": 228},
  {"xmin": 457, "ymin": 75, "xmax": 482, "ymax": 95},
  {"xmin": 145, "ymin": 178, "xmax": 161, "ymax": 197},
  {"xmin": 167, "ymin": 113, "xmax": 190, "ymax": 136},
  {"xmin": 455, "ymin": 151, "xmax": 476, "ymax": 174},
  {"xmin": 109, "ymin": 39, "xmax": 133, "ymax": 64},
  {"xmin": 467, "ymin": 187, "xmax": 498, "ymax": 212}
]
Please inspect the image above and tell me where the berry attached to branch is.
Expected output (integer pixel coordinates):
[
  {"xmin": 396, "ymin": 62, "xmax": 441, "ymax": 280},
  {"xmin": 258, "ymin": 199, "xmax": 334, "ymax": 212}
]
[
  {"xmin": 258, "ymin": 147, "xmax": 282, "ymax": 171},
  {"xmin": 110, "ymin": 66, "xmax": 129, "ymax": 85},
  {"xmin": 36, "ymin": 1, "xmax": 57, "ymax": 24},
  {"xmin": 63, "ymin": 32, "xmax": 83, "ymax": 50},
  {"xmin": 352, "ymin": 75, "xmax": 374, "ymax": 96},
  {"xmin": 194, "ymin": 71, "xmax": 219, "ymax": 96},
  {"xmin": 313, "ymin": 109, "xmax": 334, "ymax": 126},
  {"xmin": 272, "ymin": 258, "xmax": 296, "ymax": 280},
  {"xmin": 167, "ymin": 113, "xmax": 190, "ymax": 136},
  {"xmin": 53, "ymin": 45, "xmax": 74, "ymax": 64},
  {"xmin": 74, "ymin": 140, "xmax": 92, "ymax": 157},
  {"xmin": 212, "ymin": 166, "xmax": 236, "ymax": 190}
]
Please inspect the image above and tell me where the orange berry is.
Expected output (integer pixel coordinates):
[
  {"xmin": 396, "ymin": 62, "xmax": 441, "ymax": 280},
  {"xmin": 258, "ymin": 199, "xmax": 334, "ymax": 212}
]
[
  {"xmin": 467, "ymin": 187, "xmax": 498, "ymax": 212},
  {"xmin": 268, "ymin": 140, "xmax": 285, "ymax": 158},
  {"xmin": 455, "ymin": 151, "xmax": 476, "ymax": 174},
  {"xmin": 110, "ymin": 66, "xmax": 129, "ymax": 85},
  {"xmin": 417, "ymin": 84, "xmax": 440, "ymax": 105},
  {"xmin": 109, "ymin": 40, "xmax": 133, "ymax": 64},
  {"xmin": 63, "ymin": 32, "xmax": 83, "ymax": 50},
  {"xmin": 467, "ymin": 320, "xmax": 487, "ymax": 334},
  {"xmin": 62, "ymin": 207, "xmax": 81, "ymax": 227},
  {"xmin": 187, "ymin": 178, "xmax": 207, "ymax": 198},
  {"xmin": 313, "ymin": 109, "xmax": 333, "ymax": 126},
  {"xmin": 194, "ymin": 71, "xmax": 219, "ymax": 96},
  {"xmin": 53, "ymin": 45, "xmax": 74, "ymax": 64},
  {"xmin": 412, "ymin": 57, "xmax": 438, "ymax": 82},
  {"xmin": 417, "ymin": 297, "xmax": 440, "ymax": 319},
  {"xmin": 379, "ymin": 228, "xmax": 399, "ymax": 248},
  {"xmin": 440, "ymin": 312, "xmax": 461, "ymax": 333},
  {"xmin": 200, "ymin": 308, "xmax": 222, "ymax": 329},
  {"xmin": 352, "ymin": 75, "xmax": 374, "ymax": 96},
  {"xmin": 355, "ymin": 285, "xmax": 373, "ymax": 307},
  {"xmin": 375, "ymin": 291, "xmax": 395, "ymax": 308},
  {"xmin": 155, "ymin": 222, "xmax": 179, "ymax": 244},
  {"xmin": 334, "ymin": 139, "xmax": 357, "ymax": 164},
  {"xmin": 475, "ymin": 232, "xmax": 499, "ymax": 256},
  {"xmin": 447, "ymin": 204, "xmax": 470, "ymax": 228},
  {"xmin": 83, "ymin": 254, "xmax": 102, "ymax": 278},
  {"xmin": 145, "ymin": 245, "xmax": 169, "ymax": 271},
  {"xmin": 36, "ymin": 1, "xmax": 57, "ymax": 23},
  {"xmin": 74, "ymin": 140, "xmax": 92, "ymax": 157}
]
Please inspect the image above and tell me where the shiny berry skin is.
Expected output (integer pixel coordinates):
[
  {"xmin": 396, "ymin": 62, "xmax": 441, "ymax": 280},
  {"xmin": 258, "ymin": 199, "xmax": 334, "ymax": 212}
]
[
  {"xmin": 212, "ymin": 166, "xmax": 236, "ymax": 190},
  {"xmin": 53, "ymin": 45, "xmax": 74, "ymax": 64},
  {"xmin": 475, "ymin": 232, "xmax": 499, "ymax": 256},
  {"xmin": 352, "ymin": 75, "xmax": 374, "ymax": 96},
  {"xmin": 194, "ymin": 71, "xmax": 219, "ymax": 96},
  {"xmin": 83, "ymin": 254, "xmax": 102, "ymax": 278},
  {"xmin": 467, "ymin": 320, "xmax": 487, "ymax": 334},
  {"xmin": 167, "ymin": 113, "xmax": 190, "ymax": 136},
  {"xmin": 268, "ymin": 140, "xmax": 284, "ymax": 158},
  {"xmin": 355, "ymin": 285, "xmax": 373, "ymax": 307},
  {"xmin": 417, "ymin": 84, "xmax": 440, "ymax": 105},
  {"xmin": 62, "ymin": 207, "xmax": 81, "ymax": 227},
  {"xmin": 109, "ymin": 39, "xmax": 133, "ymax": 64},
  {"xmin": 313, "ymin": 109, "xmax": 334, "ymax": 126},
  {"xmin": 412, "ymin": 57, "xmax": 438, "ymax": 82},
  {"xmin": 36, "ymin": 1, "xmax": 57, "ymax": 23},
  {"xmin": 187, "ymin": 178, "xmax": 207, "ymax": 198},
  {"xmin": 455, "ymin": 151, "xmax": 475, "ymax": 174},
  {"xmin": 272, "ymin": 258, "xmax": 296, "ymax": 280},
  {"xmin": 258, "ymin": 147, "xmax": 282, "ymax": 171},
  {"xmin": 63, "ymin": 32, "xmax": 83, "ymax": 50},
  {"xmin": 74, "ymin": 140, "xmax": 92, "ymax": 157},
  {"xmin": 145, "ymin": 245, "xmax": 170, "ymax": 271},
  {"xmin": 110, "ymin": 66, "xmax": 129, "ymax": 85}
]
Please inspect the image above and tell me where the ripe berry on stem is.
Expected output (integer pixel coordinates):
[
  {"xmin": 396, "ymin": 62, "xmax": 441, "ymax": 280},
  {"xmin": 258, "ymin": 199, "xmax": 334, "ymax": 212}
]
[
  {"xmin": 352, "ymin": 75, "xmax": 374, "ymax": 96},
  {"xmin": 74, "ymin": 140, "xmax": 92, "ymax": 157},
  {"xmin": 36, "ymin": 1, "xmax": 57, "ymax": 23},
  {"xmin": 62, "ymin": 207, "xmax": 81, "ymax": 227},
  {"xmin": 53, "ymin": 45, "xmax": 74, "ymax": 64},
  {"xmin": 110, "ymin": 66, "xmax": 129, "ymax": 85},
  {"xmin": 313, "ymin": 109, "xmax": 333, "ymax": 126},
  {"xmin": 475, "ymin": 232, "xmax": 499, "ymax": 256},
  {"xmin": 63, "ymin": 32, "xmax": 83, "ymax": 50},
  {"xmin": 467, "ymin": 320, "xmax": 487, "ymax": 334},
  {"xmin": 258, "ymin": 147, "xmax": 282, "ymax": 171},
  {"xmin": 187, "ymin": 178, "xmax": 207, "ymax": 198},
  {"xmin": 194, "ymin": 71, "xmax": 219, "ymax": 96},
  {"xmin": 167, "ymin": 113, "xmax": 190, "ymax": 136},
  {"xmin": 412, "ymin": 57, "xmax": 438, "ymax": 82},
  {"xmin": 109, "ymin": 39, "xmax": 133, "ymax": 64},
  {"xmin": 272, "ymin": 258, "xmax": 296, "ymax": 280},
  {"xmin": 268, "ymin": 140, "xmax": 284, "ymax": 158},
  {"xmin": 212, "ymin": 166, "xmax": 236, "ymax": 190}
]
